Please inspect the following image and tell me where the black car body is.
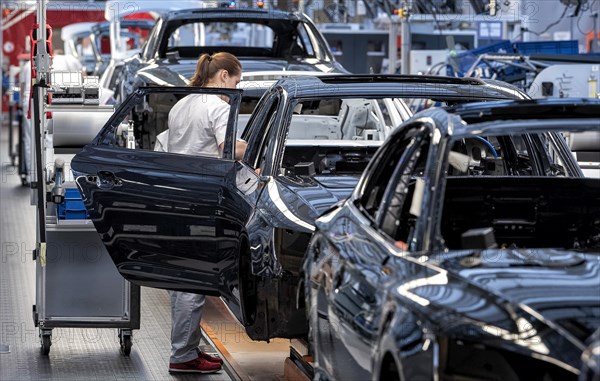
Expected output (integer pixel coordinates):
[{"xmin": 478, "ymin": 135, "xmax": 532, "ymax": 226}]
[
  {"xmin": 71, "ymin": 75, "xmax": 528, "ymax": 342},
  {"xmin": 115, "ymin": 8, "xmax": 347, "ymax": 102},
  {"xmin": 304, "ymin": 100, "xmax": 600, "ymax": 381}
]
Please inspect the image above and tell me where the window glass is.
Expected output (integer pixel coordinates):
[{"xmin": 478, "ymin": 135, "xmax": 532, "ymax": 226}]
[
  {"xmin": 143, "ymin": 19, "xmax": 161, "ymax": 58},
  {"xmin": 112, "ymin": 92, "xmax": 186, "ymax": 151},
  {"xmin": 540, "ymin": 132, "xmax": 570, "ymax": 176},
  {"xmin": 256, "ymin": 111, "xmax": 279, "ymax": 171},
  {"xmin": 121, "ymin": 25, "xmax": 152, "ymax": 52},
  {"xmin": 97, "ymin": 34, "xmax": 111, "ymax": 55}
]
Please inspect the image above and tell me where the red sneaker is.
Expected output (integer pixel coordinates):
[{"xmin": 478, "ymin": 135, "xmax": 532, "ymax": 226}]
[
  {"xmin": 168, "ymin": 357, "xmax": 222, "ymax": 373},
  {"xmin": 197, "ymin": 350, "xmax": 224, "ymax": 365}
]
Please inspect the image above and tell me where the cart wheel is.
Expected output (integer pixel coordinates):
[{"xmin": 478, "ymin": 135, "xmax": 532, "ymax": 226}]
[
  {"xmin": 40, "ymin": 330, "xmax": 52, "ymax": 355},
  {"xmin": 20, "ymin": 177, "xmax": 28, "ymax": 187},
  {"xmin": 119, "ymin": 330, "xmax": 132, "ymax": 356}
]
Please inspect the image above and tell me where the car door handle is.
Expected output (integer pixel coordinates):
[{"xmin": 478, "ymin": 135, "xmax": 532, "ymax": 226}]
[{"xmin": 96, "ymin": 171, "xmax": 120, "ymax": 190}]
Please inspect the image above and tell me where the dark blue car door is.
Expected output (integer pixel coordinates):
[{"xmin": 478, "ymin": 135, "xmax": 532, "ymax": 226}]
[
  {"xmin": 71, "ymin": 87, "xmax": 247, "ymax": 296},
  {"xmin": 314, "ymin": 122, "xmax": 434, "ymax": 379}
]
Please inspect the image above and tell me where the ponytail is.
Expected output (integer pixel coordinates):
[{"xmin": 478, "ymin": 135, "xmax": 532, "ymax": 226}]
[{"xmin": 189, "ymin": 52, "xmax": 242, "ymax": 87}]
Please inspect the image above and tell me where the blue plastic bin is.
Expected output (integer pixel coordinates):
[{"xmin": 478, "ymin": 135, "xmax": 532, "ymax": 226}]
[
  {"xmin": 57, "ymin": 188, "xmax": 88, "ymax": 220},
  {"xmin": 513, "ymin": 40, "xmax": 579, "ymax": 55}
]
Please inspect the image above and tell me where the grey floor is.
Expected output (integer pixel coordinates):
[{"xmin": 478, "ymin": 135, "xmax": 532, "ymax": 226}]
[{"xmin": 0, "ymin": 120, "xmax": 236, "ymax": 381}]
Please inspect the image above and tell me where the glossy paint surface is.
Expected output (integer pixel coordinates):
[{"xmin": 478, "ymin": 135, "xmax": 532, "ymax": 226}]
[
  {"xmin": 73, "ymin": 80, "xmax": 535, "ymax": 342},
  {"xmin": 305, "ymin": 101, "xmax": 600, "ymax": 381}
]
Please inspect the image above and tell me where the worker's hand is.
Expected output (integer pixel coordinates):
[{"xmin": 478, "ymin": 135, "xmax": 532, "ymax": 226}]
[{"xmin": 394, "ymin": 240, "xmax": 408, "ymax": 251}]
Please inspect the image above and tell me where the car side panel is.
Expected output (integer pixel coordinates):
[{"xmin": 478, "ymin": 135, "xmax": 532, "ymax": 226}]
[{"xmin": 308, "ymin": 208, "xmax": 390, "ymax": 380}]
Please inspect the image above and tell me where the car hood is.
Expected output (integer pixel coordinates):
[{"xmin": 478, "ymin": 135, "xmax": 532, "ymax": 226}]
[
  {"xmin": 266, "ymin": 176, "xmax": 359, "ymax": 232},
  {"xmin": 135, "ymin": 58, "xmax": 340, "ymax": 86},
  {"xmin": 392, "ymin": 249, "xmax": 600, "ymax": 371}
]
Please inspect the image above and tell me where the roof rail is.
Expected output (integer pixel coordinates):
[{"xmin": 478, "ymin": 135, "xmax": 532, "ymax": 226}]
[
  {"xmin": 453, "ymin": 98, "xmax": 600, "ymax": 122},
  {"xmin": 317, "ymin": 75, "xmax": 485, "ymax": 85}
]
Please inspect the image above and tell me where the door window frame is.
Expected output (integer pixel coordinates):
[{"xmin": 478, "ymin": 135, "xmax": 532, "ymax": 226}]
[
  {"xmin": 242, "ymin": 88, "xmax": 283, "ymax": 175},
  {"xmin": 93, "ymin": 86, "xmax": 243, "ymax": 161}
]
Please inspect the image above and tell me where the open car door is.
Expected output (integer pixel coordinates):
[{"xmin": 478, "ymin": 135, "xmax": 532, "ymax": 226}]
[{"xmin": 71, "ymin": 87, "xmax": 244, "ymax": 295}]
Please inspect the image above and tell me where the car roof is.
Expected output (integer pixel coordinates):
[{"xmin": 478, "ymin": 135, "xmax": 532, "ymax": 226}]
[
  {"xmin": 238, "ymin": 71, "xmax": 337, "ymax": 94},
  {"xmin": 166, "ymin": 8, "xmax": 308, "ymax": 22},
  {"xmin": 450, "ymin": 97, "xmax": 600, "ymax": 123},
  {"xmin": 399, "ymin": 99, "xmax": 600, "ymax": 141},
  {"xmin": 272, "ymin": 75, "xmax": 528, "ymax": 102}
]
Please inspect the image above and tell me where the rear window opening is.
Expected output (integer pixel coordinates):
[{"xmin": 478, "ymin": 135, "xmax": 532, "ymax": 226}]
[{"xmin": 161, "ymin": 20, "xmax": 317, "ymax": 60}]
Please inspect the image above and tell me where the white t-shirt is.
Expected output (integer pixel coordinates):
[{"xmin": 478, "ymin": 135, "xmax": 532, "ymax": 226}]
[{"xmin": 167, "ymin": 94, "xmax": 230, "ymax": 157}]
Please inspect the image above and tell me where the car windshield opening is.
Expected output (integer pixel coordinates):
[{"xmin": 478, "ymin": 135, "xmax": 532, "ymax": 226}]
[{"xmin": 163, "ymin": 20, "xmax": 314, "ymax": 59}]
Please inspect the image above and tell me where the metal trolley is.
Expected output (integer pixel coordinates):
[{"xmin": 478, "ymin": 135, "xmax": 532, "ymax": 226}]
[
  {"xmin": 33, "ymin": 210, "xmax": 141, "ymax": 356},
  {"xmin": 30, "ymin": 70, "xmax": 140, "ymax": 356}
]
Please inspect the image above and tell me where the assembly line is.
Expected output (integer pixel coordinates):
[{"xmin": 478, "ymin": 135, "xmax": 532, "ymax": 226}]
[{"xmin": 1, "ymin": 1, "xmax": 599, "ymax": 380}]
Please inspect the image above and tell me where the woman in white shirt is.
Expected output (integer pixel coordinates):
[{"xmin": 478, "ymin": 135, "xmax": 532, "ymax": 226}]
[{"xmin": 166, "ymin": 52, "xmax": 246, "ymax": 374}]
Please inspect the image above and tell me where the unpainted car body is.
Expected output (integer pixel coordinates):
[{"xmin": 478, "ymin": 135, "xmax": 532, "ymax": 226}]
[{"xmin": 305, "ymin": 99, "xmax": 600, "ymax": 381}]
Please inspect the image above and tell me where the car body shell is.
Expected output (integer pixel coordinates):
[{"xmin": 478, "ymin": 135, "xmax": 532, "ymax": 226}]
[
  {"xmin": 304, "ymin": 100, "xmax": 600, "ymax": 381},
  {"xmin": 115, "ymin": 8, "xmax": 347, "ymax": 102}
]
